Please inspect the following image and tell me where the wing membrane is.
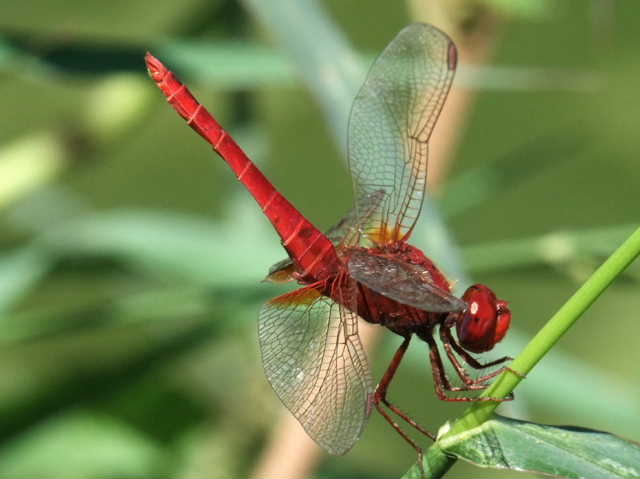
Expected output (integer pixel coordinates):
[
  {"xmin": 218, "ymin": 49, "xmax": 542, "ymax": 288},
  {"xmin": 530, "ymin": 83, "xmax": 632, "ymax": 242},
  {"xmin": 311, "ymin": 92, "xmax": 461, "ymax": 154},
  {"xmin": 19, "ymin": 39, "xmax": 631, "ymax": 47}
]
[
  {"xmin": 258, "ymin": 280, "xmax": 373, "ymax": 455},
  {"xmin": 348, "ymin": 249, "xmax": 466, "ymax": 313},
  {"xmin": 348, "ymin": 23, "xmax": 456, "ymax": 243}
]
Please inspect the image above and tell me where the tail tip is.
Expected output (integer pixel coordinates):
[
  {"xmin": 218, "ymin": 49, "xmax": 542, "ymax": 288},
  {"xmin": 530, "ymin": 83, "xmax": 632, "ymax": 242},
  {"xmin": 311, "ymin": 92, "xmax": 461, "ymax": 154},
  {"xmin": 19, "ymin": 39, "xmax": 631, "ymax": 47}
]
[{"xmin": 144, "ymin": 52, "xmax": 166, "ymax": 81}]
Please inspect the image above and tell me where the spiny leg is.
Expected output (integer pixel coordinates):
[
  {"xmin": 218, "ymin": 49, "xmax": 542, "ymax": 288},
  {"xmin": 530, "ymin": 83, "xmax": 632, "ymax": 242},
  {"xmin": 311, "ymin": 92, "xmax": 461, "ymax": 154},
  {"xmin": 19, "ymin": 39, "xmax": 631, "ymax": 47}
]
[
  {"xmin": 438, "ymin": 323, "xmax": 481, "ymax": 386},
  {"xmin": 441, "ymin": 316, "xmax": 524, "ymax": 383},
  {"xmin": 442, "ymin": 316, "xmax": 512, "ymax": 369},
  {"xmin": 374, "ymin": 335, "xmax": 435, "ymax": 443},
  {"xmin": 439, "ymin": 321, "xmax": 509, "ymax": 386},
  {"xmin": 374, "ymin": 401, "xmax": 426, "ymax": 477},
  {"xmin": 424, "ymin": 335, "xmax": 505, "ymax": 401}
]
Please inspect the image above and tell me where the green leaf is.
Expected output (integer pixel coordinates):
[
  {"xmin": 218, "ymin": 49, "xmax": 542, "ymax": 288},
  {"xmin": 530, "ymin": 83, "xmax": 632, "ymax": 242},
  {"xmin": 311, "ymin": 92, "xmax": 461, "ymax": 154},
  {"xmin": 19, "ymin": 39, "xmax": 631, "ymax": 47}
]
[
  {"xmin": 155, "ymin": 40, "xmax": 296, "ymax": 89},
  {"xmin": 462, "ymin": 224, "xmax": 638, "ymax": 274},
  {"xmin": 440, "ymin": 130, "xmax": 583, "ymax": 220},
  {"xmin": 36, "ymin": 204, "xmax": 282, "ymax": 286},
  {"xmin": 241, "ymin": 0, "xmax": 365, "ymax": 152},
  {"xmin": 0, "ymin": 246, "xmax": 49, "ymax": 312},
  {"xmin": 0, "ymin": 132, "xmax": 68, "ymax": 209},
  {"xmin": 439, "ymin": 415, "xmax": 640, "ymax": 478},
  {"xmin": 0, "ymin": 409, "xmax": 165, "ymax": 477}
]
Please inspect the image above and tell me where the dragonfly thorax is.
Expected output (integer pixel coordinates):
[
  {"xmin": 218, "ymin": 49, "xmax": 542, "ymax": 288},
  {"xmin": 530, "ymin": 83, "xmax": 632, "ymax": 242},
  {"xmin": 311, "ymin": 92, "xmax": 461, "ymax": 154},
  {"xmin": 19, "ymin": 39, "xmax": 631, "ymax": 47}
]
[{"xmin": 363, "ymin": 241, "xmax": 452, "ymax": 293}]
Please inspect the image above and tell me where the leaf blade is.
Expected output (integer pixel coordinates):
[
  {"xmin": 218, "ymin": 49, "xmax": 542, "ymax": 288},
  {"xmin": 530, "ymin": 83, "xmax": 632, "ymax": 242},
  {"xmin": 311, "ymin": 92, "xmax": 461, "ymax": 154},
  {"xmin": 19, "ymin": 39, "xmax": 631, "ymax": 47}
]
[{"xmin": 440, "ymin": 415, "xmax": 640, "ymax": 478}]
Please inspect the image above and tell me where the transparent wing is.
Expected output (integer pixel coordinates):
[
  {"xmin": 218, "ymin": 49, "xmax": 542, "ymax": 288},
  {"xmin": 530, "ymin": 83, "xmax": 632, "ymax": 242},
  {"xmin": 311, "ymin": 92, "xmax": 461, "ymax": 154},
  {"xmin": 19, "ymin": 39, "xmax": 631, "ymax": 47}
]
[
  {"xmin": 348, "ymin": 23, "xmax": 457, "ymax": 244},
  {"xmin": 348, "ymin": 249, "xmax": 466, "ymax": 313},
  {"xmin": 258, "ymin": 279, "xmax": 373, "ymax": 455},
  {"xmin": 325, "ymin": 190, "xmax": 386, "ymax": 247}
]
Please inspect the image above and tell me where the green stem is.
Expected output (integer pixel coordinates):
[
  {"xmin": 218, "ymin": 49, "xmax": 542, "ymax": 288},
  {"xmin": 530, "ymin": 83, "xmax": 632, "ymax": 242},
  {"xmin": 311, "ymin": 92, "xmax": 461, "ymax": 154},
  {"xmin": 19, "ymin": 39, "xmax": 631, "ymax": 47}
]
[
  {"xmin": 403, "ymin": 445, "xmax": 453, "ymax": 478},
  {"xmin": 404, "ymin": 225, "xmax": 640, "ymax": 478}
]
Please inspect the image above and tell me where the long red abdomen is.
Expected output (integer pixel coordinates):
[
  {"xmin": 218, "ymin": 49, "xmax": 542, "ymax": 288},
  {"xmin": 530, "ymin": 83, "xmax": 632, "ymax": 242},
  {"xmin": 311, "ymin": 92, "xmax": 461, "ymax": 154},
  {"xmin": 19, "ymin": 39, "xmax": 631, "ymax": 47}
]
[{"xmin": 145, "ymin": 53, "xmax": 340, "ymax": 280}]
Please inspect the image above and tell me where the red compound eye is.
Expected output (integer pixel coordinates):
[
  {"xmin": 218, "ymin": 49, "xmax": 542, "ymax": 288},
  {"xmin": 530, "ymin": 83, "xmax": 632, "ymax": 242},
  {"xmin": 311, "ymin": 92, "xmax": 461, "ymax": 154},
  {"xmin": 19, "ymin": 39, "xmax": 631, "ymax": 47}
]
[
  {"xmin": 456, "ymin": 284, "xmax": 511, "ymax": 353},
  {"xmin": 494, "ymin": 300, "xmax": 512, "ymax": 344}
]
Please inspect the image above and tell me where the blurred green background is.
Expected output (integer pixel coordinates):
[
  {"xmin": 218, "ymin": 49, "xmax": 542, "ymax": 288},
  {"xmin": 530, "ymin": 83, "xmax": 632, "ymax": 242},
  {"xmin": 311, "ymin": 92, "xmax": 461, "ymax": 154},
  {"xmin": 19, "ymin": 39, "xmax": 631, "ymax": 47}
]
[{"xmin": 0, "ymin": 0, "xmax": 638, "ymax": 477}]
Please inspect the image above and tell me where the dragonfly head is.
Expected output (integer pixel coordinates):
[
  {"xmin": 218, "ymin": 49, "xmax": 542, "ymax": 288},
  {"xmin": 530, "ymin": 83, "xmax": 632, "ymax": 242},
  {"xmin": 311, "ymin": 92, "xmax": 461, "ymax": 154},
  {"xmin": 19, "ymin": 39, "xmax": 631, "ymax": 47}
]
[{"xmin": 456, "ymin": 284, "xmax": 511, "ymax": 353}]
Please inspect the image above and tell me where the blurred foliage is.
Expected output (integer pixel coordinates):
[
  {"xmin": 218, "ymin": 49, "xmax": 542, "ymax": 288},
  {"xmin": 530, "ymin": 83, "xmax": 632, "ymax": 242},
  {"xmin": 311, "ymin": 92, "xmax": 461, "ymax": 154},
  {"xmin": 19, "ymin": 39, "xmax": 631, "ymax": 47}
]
[{"xmin": 0, "ymin": 0, "xmax": 638, "ymax": 477}]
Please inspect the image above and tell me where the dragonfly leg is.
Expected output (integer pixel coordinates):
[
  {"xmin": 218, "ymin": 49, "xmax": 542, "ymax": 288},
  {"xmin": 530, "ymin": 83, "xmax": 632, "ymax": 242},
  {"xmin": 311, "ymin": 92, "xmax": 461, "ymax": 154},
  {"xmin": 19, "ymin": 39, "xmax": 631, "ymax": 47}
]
[
  {"xmin": 438, "ymin": 323, "xmax": 480, "ymax": 386},
  {"xmin": 374, "ymin": 335, "xmax": 436, "ymax": 443},
  {"xmin": 441, "ymin": 317, "xmax": 523, "ymax": 381},
  {"xmin": 374, "ymin": 403, "xmax": 425, "ymax": 478},
  {"xmin": 424, "ymin": 334, "xmax": 510, "ymax": 402},
  {"xmin": 439, "ymin": 321, "xmax": 510, "ymax": 385}
]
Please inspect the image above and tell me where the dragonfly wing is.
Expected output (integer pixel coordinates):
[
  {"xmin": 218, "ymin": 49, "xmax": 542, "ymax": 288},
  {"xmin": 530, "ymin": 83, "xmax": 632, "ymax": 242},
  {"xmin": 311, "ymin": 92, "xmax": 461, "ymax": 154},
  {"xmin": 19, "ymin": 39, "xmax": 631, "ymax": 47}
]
[
  {"xmin": 348, "ymin": 249, "xmax": 466, "ymax": 313},
  {"xmin": 348, "ymin": 23, "xmax": 457, "ymax": 244},
  {"xmin": 325, "ymin": 189, "xmax": 386, "ymax": 247},
  {"xmin": 258, "ymin": 281, "xmax": 373, "ymax": 455},
  {"xmin": 264, "ymin": 257, "xmax": 296, "ymax": 283}
]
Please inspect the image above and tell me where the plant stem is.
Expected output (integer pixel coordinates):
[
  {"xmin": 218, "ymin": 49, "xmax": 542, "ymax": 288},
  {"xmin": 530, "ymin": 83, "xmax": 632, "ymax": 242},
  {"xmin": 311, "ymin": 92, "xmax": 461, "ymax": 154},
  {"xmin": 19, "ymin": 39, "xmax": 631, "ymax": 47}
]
[
  {"xmin": 403, "ymin": 444, "xmax": 453, "ymax": 478},
  {"xmin": 457, "ymin": 224, "xmax": 640, "ymax": 426},
  {"xmin": 406, "ymin": 225, "xmax": 640, "ymax": 477}
]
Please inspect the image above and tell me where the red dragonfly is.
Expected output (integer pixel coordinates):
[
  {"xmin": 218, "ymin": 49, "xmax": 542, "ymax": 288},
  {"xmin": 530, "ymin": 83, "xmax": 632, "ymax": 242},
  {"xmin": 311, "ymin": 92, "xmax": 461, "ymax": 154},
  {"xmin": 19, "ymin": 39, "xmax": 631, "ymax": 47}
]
[{"xmin": 146, "ymin": 23, "xmax": 512, "ymax": 458}]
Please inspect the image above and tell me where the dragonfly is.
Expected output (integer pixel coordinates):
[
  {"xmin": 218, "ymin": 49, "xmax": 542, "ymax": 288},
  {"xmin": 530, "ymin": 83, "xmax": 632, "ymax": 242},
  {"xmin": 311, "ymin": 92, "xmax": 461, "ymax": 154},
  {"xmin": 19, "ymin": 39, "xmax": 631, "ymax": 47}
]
[{"xmin": 146, "ymin": 22, "xmax": 513, "ymax": 459}]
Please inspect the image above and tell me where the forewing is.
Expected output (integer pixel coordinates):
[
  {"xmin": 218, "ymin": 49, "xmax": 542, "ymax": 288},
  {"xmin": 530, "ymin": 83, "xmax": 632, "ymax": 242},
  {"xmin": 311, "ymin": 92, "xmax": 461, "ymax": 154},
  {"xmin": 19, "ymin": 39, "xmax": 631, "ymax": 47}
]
[
  {"xmin": 258, "ymin": 281, "xmax": 373, "ymax": 455},
  {"xmin": 348, "ymin": 249, "xmax": 466, "ymax": 313},
  {"xmin": 325, "ymin": 189, "xmax": 386, "ymax": 247},
  {"xmin": 348, "ymin": 23, "xmax": 457, "ymax": 244}
]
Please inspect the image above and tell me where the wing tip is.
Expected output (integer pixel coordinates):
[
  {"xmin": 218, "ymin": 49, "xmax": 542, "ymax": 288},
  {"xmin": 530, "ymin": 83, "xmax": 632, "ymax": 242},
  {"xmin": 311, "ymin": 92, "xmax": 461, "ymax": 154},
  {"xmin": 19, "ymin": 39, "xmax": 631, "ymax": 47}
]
[{"xmin": 447, "ymin": 42, "xmax": 458, "ymax": 71}]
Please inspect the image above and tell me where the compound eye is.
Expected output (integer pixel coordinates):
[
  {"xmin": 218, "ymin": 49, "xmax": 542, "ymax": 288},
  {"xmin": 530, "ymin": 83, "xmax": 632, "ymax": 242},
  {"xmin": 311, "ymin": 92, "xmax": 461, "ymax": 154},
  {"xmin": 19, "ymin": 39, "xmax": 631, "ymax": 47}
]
[
  {"xmin": 494, "ymin": 300, "xmax": 512, "ymax": 344},
  {"xmin": 456, "ymin": 284, "xmax": 498, "ymax": 353}
]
